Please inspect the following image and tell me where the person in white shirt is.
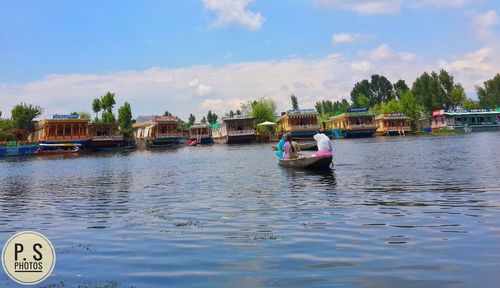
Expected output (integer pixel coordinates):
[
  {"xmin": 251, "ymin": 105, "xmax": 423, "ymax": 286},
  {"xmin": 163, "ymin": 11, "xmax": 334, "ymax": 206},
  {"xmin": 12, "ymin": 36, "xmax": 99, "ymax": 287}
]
[{"xmin": 312, "ymin": 129, "xmax": 332, "ymax": 157}]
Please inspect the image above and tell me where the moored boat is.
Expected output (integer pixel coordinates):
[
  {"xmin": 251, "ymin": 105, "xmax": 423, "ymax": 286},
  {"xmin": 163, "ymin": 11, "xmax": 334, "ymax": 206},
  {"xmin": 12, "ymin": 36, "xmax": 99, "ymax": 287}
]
[
  {"xmin": 431, "ymin": 109, "xmax": 500, "ymax": 132},
  {"xmin": 327, "ymin": 108, "xmax": 376, "ymax": 138},
  {"xmin": 35, "ymin": 143, "xmax": 82, "ymax": 155},
  {"xmin": 375, "ymin": 113, "xmax": 411, "ymax": 136},
  {"xmin": 277, "ymin": 109, "xmax": 320, "ymax": 140},
  {"xmin": 189, "ymin": 123, "xmax": 213, "ymax": 144},
  {"xmin": 211, "ymin": 116, "xmax": 255, "ymax": 144},
  {"xmin": 133, "ymin": 115, "xmax": 182, "ymax": 148},
  {"xmin": 278, "ymin": 155, "xmax": 333, "ymax": 170}
]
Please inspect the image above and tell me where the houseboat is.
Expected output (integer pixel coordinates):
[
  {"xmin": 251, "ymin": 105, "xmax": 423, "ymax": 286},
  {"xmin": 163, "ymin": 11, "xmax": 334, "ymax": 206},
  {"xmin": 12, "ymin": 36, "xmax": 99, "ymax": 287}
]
[
  {"xmin": 33, "ymin": 114, "xmax": 91, "ymax": 145},
  {"xmin": 133, "ymin": 115, "xmax": 182, "ymax": 148},
  {"xmin": 88, "ymin": 122, "xmax": 132, "ymax": 150},
  {"xmin": 327, "ymin": 108, "xmax": 377, "ymax": 138},
  {"xmin": 189, "ymin": 123, "xmax": 212, "ymax": 144},
  {"xmin": 431, "ymin": 109, "xmax": 500, "ymax": 132},
  {"xmin": 277, "ymin": 109, "xmax": 320, "ymax": 139},
  {"xmin": 375, "ymin": 113, "xmax": 411, "ymax": 136},
  {"xmin": 211, "ymin": 115, "xmax": 255, "ymax": 144}
]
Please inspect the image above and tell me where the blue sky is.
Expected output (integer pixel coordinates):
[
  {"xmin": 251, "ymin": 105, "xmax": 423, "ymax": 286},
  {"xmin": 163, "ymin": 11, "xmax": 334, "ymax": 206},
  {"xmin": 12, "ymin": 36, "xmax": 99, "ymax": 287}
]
[{"xmin": 1, "ymin": 0, "xmax": 499, "ymax": 120}]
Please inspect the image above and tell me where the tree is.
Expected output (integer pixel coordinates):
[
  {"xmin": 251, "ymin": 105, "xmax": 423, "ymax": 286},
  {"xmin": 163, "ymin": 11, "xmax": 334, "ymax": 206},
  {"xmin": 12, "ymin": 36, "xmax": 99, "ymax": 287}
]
[
  {"xmin": 394, "ymin": 79, "xmax": 409, "ymax": 100},
  {"xmin": 449, "ymin": 84, "xmax": 466, "ymax": 109},
  {"xmin": 462, "ymin": 98, "xmax": 480, "ymax": 110},
  {"xmin": 236, "ymin": 109, "xmax": 241, "ymax": 116},
  {"xmin": 92, "ymin": 98, "xmax": 102, "ymax": 121},
  {"xmin": 370, "ymin": 74, "xmax": 395, "ymax": 105},
  {"xmin": 477, "ymin": 73, "xmax": 500, "ymax": 108},
  {"xmin": 229, "ymin": 110, "xmax": 235, "ymax": 118},
  {"xmin": 0, "ymin": 110, "xmax": 2, "ymax": 118},
  {"xmin": 201, "ymin": 116, "xmax": 207, "ymax": 123},
  {"xmin": 100, "ymin": 92, "xmax": 116, "ymax": 123},
  {"xmin": 164, "ymin": 111, "xmax": 173, "ymax": 117},
  {"xmin": 412, "ymin": 69, "xmax": 464, "ymax": 112},
  {"xmin": 11, "ymin": 103, "xmax": 44, "ymax": 132},
  {"xmin": 400, "ymin": 91, "xmax": 424, "ymax": 132},
  {"xmin": 206, "ymin": 110, "xmax": 218, "ymax": 124},
  {"xmin": 188, "ymin": 113, "xmax": 196, "ymax": 126},
  {"xmin": 291, "ymin": 94, "xmax": 299, "ymax": 110},
  {"xmin": 0, "ymin": 118, "xmax": 14, "ymax": 141},
  {"xmin": 118, "ymin": 102, "xmax": 133, "ymax": 138},
  {"xmin": 251, "ymin": 98, "xmax": 277, "ymax": 125},
  {"xmin": 351, "ymin": 79, "xmax": 372, "ymax": 106},
  {"xmin": 71, "ymin": 111, "xmax": 91, "ymax": 120},
  {"xmin": 354, "ymin": 94, "xmax": 370, "ymax": 108}
]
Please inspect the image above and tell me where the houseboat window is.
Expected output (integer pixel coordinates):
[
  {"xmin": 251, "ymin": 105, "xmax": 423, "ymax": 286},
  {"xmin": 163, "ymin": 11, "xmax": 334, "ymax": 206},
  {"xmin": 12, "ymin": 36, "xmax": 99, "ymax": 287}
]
[
  {"xmin": 486, "ymin": 116, "xmax": 491, "ymax": 123},
  {"xmin": 471, "ymin": 117, "xmax": 476, "ymax": 124},
  {"xmin": 479, "ymin": 116, "xmax": 485, "ymax": 124}
]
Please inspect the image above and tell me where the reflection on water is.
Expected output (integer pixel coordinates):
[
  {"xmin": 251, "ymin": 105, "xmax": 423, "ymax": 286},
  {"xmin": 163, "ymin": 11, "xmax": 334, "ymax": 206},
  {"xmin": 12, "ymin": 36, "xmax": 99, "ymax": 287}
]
[{"xmin": 1, "ymin": 133, "xmax": 500, "ymax": 287}]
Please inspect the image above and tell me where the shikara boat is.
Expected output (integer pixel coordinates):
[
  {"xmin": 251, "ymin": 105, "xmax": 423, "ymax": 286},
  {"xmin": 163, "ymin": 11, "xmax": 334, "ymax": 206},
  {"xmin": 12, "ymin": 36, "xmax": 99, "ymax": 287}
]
[
  {"xmin": 35, "ymin": 143, "xmax": 83, "ymax": 156},
  {"xmin": 278, "ymin": 155, "xmax": 333, "ymax": 170}
]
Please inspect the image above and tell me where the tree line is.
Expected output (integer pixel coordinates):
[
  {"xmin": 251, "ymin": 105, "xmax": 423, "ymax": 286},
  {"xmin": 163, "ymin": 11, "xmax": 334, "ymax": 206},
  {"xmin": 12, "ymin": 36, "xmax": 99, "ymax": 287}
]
[{"xmin": 313, "ymin": 71, "xmax": 500, "ymax": 132}]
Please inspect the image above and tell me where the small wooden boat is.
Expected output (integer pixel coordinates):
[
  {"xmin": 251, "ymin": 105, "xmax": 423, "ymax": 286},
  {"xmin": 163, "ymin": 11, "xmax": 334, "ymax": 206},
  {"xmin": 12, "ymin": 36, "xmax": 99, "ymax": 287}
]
[
  {"xmin": 299, "ymin": 142, "xmax": 317, "ymax": 151},
  {"xmin": 278, "ymin": 155, "xmax": 333, "ymax": 170},
  {"xmin": 35, "ymin": 143, "xmax": 82, "ymax": 156}
]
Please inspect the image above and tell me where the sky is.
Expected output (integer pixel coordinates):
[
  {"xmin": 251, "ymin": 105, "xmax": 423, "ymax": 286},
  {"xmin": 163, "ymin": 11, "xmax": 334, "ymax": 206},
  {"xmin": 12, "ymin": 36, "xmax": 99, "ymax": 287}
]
[{"xmin": 0, "ymin": 0, "xmax": 499, "ymax": 120}]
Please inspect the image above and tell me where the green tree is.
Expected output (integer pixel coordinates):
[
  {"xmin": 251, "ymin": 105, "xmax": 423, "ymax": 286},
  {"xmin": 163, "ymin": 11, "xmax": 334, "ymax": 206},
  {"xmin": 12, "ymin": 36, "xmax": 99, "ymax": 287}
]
[
  {"xmin": 394, "ymin": 79, "xmax": 409, "ymax": 100},
  {"xmin": 351, "ymin": 75, "xmax": 394, "ymax": 107},
  {"xmin": 400, "ymin": 91, "xmax": 424, "ymax": 132},
  {"xmin": 206, "ymin": 110, "xmax": 218, "ymax": 124},
  {"xmin": 449, "ymin": 84, "xmax": 466, "ymax": 109},
  {"xmin": 350, "ymin": 79, "xmax": 372, "ymax": 106},
  {"xmin": 229, "ymin": 110, "xmax": 235, "ymax": 118},
  {"xmin": 164, "ymin": 111, "xmax": 173, "ymax": 117},
  {"xmin": 100, "ymin": 92, "xmax": 116, "ymax": 123},
  {"xmin": 70, "ymin": 111, "xmax": 91, "ymax": 120},
  {"xmin": 92, "ymin": 98, "xmax": 102, "ymax": 121},
  {"xmin": 461, "ymin": 98, "xmax": 480, "ymax": 110},
  {"xmin": 477, "ymin": 73, "xmax": 500, "ymax": 108},
  {"xmin": 370, "ymin": 74, "xmax": 395, "ymax": 105},
  {"xmin": 0, "ymin": 118, "xmax": 14, "ymax": 141},
  {"xmin": 118, "ymin": 102, "xmax": 133, "ymax": 138},
  {"xmin": 201, "ymin": 116, "xmax": 207, "ymax": 123},
  {"xmin": 11, "ymin": 103, "xmax": 44, "ymax": 132},
  {"xmin": 354, "ymin": 94, "xmax": 371, "ymax": 108},
  {"xmin": 291, "ymin": 94, "xmax": 299, "ymax": 110},
  {"xmin": 188, "ymin": 113, "xmax": 196, "ymax": 126},
  {"xmin": 236, "ymin": 109, "xmax": 241, "ymax": 116},
  {"xmin": 251, "ymin": 98, "xmax": 277, "ymax": 126},
  {"xmin": 0, "ymin": 110, "xmax": 2, "ymax": 118}
]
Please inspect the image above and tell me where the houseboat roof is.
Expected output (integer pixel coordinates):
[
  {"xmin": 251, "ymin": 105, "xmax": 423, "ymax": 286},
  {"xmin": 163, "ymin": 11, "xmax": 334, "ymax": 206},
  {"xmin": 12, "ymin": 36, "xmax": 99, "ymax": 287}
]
[
  {"xmin": 432, "ymin": 109, "xmax": 500, "ymax": 117},
  {"xmin": 375, "ymin": 113, "xmax": 410, "ymax": 120},
  {"xmin": 133, "ymin": 115, "xmax": 178, "ymax": 128},
  {"xmin": 37, "ymin": 118, "xmax": 90, "ymax": 127},
  {"xmin": 329, "ymin": 108, "xmax": 374, "ymax": 120},
  {"xmin": 221, "ymin": 115, "xmax": 254, "ymax": 121},
  {"xmin": 190, "ymin": 123, "xmax": 211, "ymax": 129},
  {"xmin": 278, "ymin": 109, "xmax": 319, "ymax": 121}
]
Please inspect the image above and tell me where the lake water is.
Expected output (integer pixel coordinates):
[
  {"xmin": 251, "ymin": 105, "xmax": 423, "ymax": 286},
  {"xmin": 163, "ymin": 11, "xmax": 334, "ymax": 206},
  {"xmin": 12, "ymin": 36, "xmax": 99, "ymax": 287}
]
[{"xmin": 1, "ymin": 133, "xmax": 500, "ymax": 288}]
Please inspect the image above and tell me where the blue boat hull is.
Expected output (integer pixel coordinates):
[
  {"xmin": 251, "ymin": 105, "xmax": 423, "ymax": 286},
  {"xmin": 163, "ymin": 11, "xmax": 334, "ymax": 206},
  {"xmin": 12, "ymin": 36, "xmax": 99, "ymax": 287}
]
[
  {"xmin": 0, "ymin": 145, "xmax": 39, "ymax": 157},
  {"xmin": 333, "ymin": 129, "xmax": 376, "ymax": 138}
]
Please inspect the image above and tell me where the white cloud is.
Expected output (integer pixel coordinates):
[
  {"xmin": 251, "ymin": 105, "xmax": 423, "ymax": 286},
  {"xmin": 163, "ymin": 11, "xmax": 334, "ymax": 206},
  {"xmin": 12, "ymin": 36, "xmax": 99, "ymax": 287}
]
[
  {"xmin": 188, "ymin": 78, "xmax": 213, "ymax": 96},
  {"xmin": 332, "ymin": 33, "xmax": 368, "ymax": 44},
  {"xmin": 202, "ymin": 0, "xmax": 264, "ymax": 30},
  {"xmin": 314, "ymin": 0, "xmax": 470, "ymax": 15},
  {"xmin": 359, "ymin": 44, "xmax": 415, "ymax": 62},
  {"xmin": 350, "ymin": 61, "xmax": 373, "ymax": 72}
]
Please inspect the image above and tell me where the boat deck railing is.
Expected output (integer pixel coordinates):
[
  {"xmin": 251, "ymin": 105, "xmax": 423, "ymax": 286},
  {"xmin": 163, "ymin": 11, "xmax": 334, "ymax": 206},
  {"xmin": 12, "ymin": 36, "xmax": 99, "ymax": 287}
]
[
  {"xmin": 348, "ymin": 124, "xmax": 377, "ymax": 130},
  {"xmin": 91, "ymin": 135, "xmax": 124, "ymax": 141},
  {"xmin": 289, "ymin": 125, "xmax": 320, "ymax": 131},
  {"xmin": 156, "ymin": 133, "xmax": 183, "ymax": 138},
  {"xmin": 228, "ymin": 129, "xmax": 255, "ymax": 136},
  {"xmin": 39, "ymin": 135, "xmax": 90, "ymax": 141}
]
